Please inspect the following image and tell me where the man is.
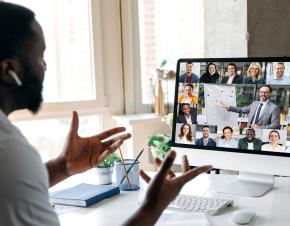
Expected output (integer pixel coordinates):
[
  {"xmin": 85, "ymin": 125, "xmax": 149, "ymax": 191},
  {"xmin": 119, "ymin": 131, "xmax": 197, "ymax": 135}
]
[
  {"xmin": 0, "ymin": 3, "xmax": 212, "ymax": 226},
  {"xmin": 238, "ymin": 128, "xmax": 262, "ymax": 150},
  {"xmin": 266, "ymin": 62, "xmax": 290, "ymax": 85},
  {"xmin": 221, "ymin": 63, "xmax": 243, "ymax": 84},
  {"xmin": 221, "ymin": 85, "xmax": 280, "ymax": 129},
  {"xmin": 179, "ymin": 62, "xmax": 199, "ymax": 83},
  {"xmin": 195, "ymin": 125, "xmax": 216, "ymax": 147}
]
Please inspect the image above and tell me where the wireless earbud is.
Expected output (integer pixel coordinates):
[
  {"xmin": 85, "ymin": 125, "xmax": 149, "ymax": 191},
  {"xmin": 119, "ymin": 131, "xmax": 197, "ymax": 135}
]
[{"xmin": 8, "ymin": 70, "xmax": 22, "ymax": 86}]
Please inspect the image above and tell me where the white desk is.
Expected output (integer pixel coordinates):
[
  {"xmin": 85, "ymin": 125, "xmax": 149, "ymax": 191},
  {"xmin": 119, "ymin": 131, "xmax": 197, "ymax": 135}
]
[{"xmin": 53, "ymin": 170, "xmax": 290, "ymax": 226}]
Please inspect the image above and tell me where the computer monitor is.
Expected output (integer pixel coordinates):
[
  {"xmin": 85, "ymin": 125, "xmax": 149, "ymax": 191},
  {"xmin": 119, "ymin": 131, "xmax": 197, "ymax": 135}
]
[{"xmin": 171, "ymin": 57, "xmax": 290, "ymax": 197}]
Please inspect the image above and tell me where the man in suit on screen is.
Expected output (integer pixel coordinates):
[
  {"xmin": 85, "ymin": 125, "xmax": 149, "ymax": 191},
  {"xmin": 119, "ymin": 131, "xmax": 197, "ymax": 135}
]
[{"xmin": 221, "ymin": 85, "xmax": 280, "ymax": 129}]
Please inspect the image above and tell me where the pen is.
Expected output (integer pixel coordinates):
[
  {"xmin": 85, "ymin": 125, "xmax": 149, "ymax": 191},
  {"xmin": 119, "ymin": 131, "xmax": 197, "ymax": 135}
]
[
  {"xmin": 118, "ymin": 147, "xmax": 132, "ymax": 189},
  {"xmin": 118, "ymin": 148, "xmax": 144, "ymax": 186}
]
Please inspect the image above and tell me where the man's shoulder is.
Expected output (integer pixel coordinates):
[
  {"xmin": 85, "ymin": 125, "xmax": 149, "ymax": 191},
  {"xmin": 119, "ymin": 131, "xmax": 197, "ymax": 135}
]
[
  {"xmin": 238, "ymin": 137, "xmax": 246, "ymax": 143},
  {"xmin": 179, "ymin": 74, "xmax": 186, "ymax": 82},
  {"xmin": 208, "ymin": 137, "xmax": 216, "ymax": 142},
  {"xmin": 195, "ymin": 138, "xmax": 203, "ymax": 143},
  {"xmin": 254, "ymin": 138, "xmax": 262, "ymax": 144},
  {"xmin": 267, "ymin": 100, "xmax": 279, "ymax": 108},
  {"xmin": 267, "ymin": 75, "xmax": 290, "ymax": 84},
  {"xmin": 191, "ymin": 73, "xmax": 199, "ymax": 82}
]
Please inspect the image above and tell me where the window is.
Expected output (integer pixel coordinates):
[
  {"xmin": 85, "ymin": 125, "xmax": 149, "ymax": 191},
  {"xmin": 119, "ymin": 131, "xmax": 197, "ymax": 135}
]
[
  {"xmin": 8, "ymin": 0, "xmax": 95, "ymax": 103},
  {"xmin": 138, "ymin": 0, "xmax": 204, "ymax": 104},
  {"xmin": 13, "ymin": 115, "xmax": 102, "ymax": 162},
  {"xmin": 6, "ymin": 0, "xmax": 106, "ymax": 160}
]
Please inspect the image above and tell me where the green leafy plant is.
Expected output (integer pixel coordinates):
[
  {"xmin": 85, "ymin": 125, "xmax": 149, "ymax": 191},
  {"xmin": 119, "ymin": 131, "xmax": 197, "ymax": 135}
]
[
  {"xmin": 96, "ymin": 153, "xmax": 120, "ymax": 168},
  {"xmin": 147, "ymin": 134, "xmax": 171, "ymax": 159}
]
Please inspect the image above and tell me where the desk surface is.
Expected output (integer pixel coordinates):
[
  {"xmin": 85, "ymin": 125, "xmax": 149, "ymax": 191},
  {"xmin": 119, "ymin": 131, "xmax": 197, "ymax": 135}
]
[{"xmin": 51, "ymin": 170, "xmax": 290, "ymax": 226}]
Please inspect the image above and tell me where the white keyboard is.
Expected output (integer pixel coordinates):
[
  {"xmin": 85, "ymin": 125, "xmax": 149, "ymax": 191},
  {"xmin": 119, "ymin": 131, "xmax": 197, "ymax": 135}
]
[{"xmin": 168, "ymin": 194, "xmax": 233, "ymax": 215}]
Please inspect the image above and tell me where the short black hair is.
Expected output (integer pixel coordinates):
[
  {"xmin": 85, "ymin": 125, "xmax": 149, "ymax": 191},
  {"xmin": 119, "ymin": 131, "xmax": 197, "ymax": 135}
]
[
  {"xmin": 0, "ymin": 2, "xmax": 35, "ymax": 60},
  {"xmin": 259, "ymin": 84, "xmax": 272, "ymax": 93},
  {"xmin": 202, "ymin": 125, "xmax": 210, "ymax": 130},
  {"xmin": 276, "ymin": 62, "xmax": 285, "ymax": 68},
  {"xmin": 246, "ymin": 128, "xmax": 255, "ymax": 134},
  {"xmin": 226, "ymin": 63, "xmax": 237, "ymax": 72}
]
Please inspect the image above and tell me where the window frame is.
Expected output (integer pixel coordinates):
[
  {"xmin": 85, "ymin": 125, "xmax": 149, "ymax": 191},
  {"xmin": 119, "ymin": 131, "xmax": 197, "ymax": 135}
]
[
  {"xmin": 8, "ymin": 0, "xmax": 108, "ymax": 122},
  {"xmin": 120, "ymin": 0, "xmax": 152, "ymax": 114}
]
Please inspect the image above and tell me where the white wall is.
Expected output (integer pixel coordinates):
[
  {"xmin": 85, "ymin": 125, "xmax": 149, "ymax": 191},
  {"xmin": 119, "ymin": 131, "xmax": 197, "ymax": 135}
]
[{"xmin": 204, "ymin": 0, "xmax": 248, "ymax": 57}]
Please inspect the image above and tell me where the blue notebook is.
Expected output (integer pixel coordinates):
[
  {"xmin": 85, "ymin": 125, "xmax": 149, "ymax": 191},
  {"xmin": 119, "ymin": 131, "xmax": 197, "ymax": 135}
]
[{"xmin": 50, "ymin": 183, "xmax": 120, "ymax": 207}]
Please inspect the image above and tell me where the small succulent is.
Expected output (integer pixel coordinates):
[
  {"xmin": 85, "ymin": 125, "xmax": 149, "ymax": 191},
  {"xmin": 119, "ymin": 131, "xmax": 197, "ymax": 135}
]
[
  {"xmin": 147, "ymin": 134, "xmax": 171, "ymax": 159},
  {"xmin": 96, "ymin": 153, "xmax": 120, "ymax": 168}
]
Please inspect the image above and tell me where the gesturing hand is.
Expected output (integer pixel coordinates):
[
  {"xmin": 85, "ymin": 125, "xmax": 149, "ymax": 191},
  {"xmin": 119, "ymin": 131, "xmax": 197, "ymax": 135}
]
[
  {"xmin": 60, "ymin": 111, "xmax": 131, "ymax": 176},
  {"xmin": 140, "ymin": 150, "xmax": 212, "ymax": 212}
]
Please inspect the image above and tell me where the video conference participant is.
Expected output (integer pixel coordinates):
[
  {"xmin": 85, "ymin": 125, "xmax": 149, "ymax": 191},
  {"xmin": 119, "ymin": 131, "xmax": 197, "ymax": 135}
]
[
  {"xmin": 238, "ymin": 128, "xmax": 262, "ymax": 150},
  {"xmin": 195, "ymin": 125, "xmax": 216, "ymax": 147},
  {"xmin": 0, "ymin": 3, "xmax": 213, "ymax": 226},
  {"xmin": 220, "ymin": 63, "xmax": 243, "ymax": 84},
  {"xmin": 217, "ymin": 126, "xmax": 238, "ymax": 148},
  {"xmin": 267, "ymin": 62, "xmax": 290, "ymax": 85},
  {"xmin": 177, "ymin": 83, "xmax": 198, "ymax": 105},
  {"xmin": 243, "ymin": 62, "xmax": 265, "ymax": 84},
  {"xmin": 221, "ymin": 85, "xmax": 280, "ymax": 129},
  {"xmin": 176, "ymin": 103, "xmax": 197, "ymax": 124},
  {"xmin": 261, "ymin": 130, "xmax": 286, "ymax": 152},
  {"xmin": 179, "ymin": 62, "xmax": 199, "ymax": 83},
  {"xmin": 199, "ymin": 63, "xmax": 220, "ymax": 84},
  {"xmin": 175, "ymin": 123, "xmax": 195, "ymax": 144}
]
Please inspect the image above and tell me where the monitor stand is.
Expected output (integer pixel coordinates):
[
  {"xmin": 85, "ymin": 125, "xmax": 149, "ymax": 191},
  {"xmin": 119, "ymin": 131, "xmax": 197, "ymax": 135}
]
[{"xmin": 215, "ymin": 172, "xmax": 274, "ymax": 197}]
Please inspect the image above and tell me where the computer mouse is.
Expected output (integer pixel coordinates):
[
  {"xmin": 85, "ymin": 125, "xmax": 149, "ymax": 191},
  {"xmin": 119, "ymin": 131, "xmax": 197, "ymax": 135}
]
[{"xmin": 230, "ymin": 210, "xmax": 255, "ymax": 225}]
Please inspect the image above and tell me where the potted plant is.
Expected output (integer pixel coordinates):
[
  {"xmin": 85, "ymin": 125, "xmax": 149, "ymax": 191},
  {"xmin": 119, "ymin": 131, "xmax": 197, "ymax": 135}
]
[
  {"xmin": 147, "ymin": 133, "xmax": 171, "ymax": 160},
  {"xmin": 95, "ymin": 153, "xmax": 120, "ymax": 185}
]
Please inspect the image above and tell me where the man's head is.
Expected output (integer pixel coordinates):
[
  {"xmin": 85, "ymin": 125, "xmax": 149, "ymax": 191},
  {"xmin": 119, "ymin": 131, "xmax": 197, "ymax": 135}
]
[
  {"xmin": 274, "ymin": 63, "xmax": 285, "ymax": 79},
  {"xmin": 259, "ymin": 85, "xmax": 272, "ymax": 102},
  {"xmin": 226, "ymin": 63, "xmax": 237, "ymax": 77},
  {"xmin": 201, "ymin": 125, "xmax": 210, "ymax": 138},
  {"xmin": 0, "ymin": 2, "xmax": 46, "ymax": 114},
  {"xmin": 185, "ymin": 62, "xmax": 192, "ymax": 76},
  {"xmin": 245, "ymin": 128, "xmax": 256, "ymax": 142}
]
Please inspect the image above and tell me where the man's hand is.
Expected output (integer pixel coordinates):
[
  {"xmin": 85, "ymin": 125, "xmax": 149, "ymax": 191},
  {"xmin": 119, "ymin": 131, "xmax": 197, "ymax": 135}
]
[
  {"xmin": 219, "ymin": 100, "xmax": 229, "ymax": 110},
  {"xmin": 252, "ymin": 124, "xmax": 260, "ymax": 128},
  {"xmin": 140, "ymin": 150, "xmax": 212, "ymax": 211},
  {"xmin": 122, "ymin": 150, "xmax": 212, "ymax": 226},
  {"xmin": 47, "ymin": 111, "xmax": 131, "ymax": 187}
]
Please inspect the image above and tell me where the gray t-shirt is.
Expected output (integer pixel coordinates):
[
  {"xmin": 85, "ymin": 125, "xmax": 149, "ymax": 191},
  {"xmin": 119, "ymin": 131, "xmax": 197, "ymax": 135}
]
[{"xmin": 0, "ymin": 110, "xmax": 59, "ymax": 226}]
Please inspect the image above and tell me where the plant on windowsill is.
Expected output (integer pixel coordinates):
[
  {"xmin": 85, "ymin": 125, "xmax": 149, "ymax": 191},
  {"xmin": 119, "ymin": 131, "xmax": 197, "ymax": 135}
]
[
  {"xmin": 147, "ymin": 133, "xmax": 171, "ymax": 160},
  {"xmin": 95, "ymin": 153, "xmax": 120, "ymax": 185}
]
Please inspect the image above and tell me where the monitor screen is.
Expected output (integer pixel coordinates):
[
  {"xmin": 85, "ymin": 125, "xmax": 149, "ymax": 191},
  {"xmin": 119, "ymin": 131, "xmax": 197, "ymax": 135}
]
[{"xmin": 172, "ymin": 57, "xmax": 290, "ymax": 158}]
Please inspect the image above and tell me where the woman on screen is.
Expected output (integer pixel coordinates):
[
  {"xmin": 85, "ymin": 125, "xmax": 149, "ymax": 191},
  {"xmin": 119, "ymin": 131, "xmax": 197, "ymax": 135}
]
[
  {"xmin": 178, "ymin": 83, "xmax": 198, "ymax": 105},
  {"xmin": 217, "ymin": 126, "xmax": 238, "ymax": 148},
  {"xmin": 199, "ymin": 63, "xmax": 220, "ymax": 84},
  {"xmin": 176, "ymin": 123, "xmax": 195, "ymax": 144},
  {"xmin": 261, "ymin": 130, "xmax": 286, "ymax": 152},
  {"xmin": 243, "ymin": 62, "xmax": 265, "ymax": 84},
  {"xmin": 176, "ymin": 103, "xmax": 197, "ymax": 124}
]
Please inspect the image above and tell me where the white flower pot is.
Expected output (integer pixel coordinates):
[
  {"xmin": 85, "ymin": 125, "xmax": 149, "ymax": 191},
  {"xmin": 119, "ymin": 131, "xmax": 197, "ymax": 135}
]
[{"xmin": 95, "ymin": 167, "xmax": 113, "ymax": 185}]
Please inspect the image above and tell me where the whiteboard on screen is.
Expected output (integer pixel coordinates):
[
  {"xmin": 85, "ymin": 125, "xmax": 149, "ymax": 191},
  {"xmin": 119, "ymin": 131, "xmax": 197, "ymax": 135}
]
[{"xmin": 204, "ymin": 84, "xmax": 238, "ymax": 127}]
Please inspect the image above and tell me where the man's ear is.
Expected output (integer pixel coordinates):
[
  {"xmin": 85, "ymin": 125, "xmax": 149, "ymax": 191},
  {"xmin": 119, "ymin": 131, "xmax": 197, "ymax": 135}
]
[{"xmin": 0, "ymin": 59, "xmax": 21, "ymax": 85}]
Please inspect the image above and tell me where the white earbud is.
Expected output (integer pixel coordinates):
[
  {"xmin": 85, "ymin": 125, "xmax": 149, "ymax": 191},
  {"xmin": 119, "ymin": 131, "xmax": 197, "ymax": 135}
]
[{"xmin": 8, "ymin": 70, "xmax": 22, "ymax": 86}]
